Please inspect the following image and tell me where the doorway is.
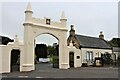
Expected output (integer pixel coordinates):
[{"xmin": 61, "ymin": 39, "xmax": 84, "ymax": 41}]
[
  {"xmin": 69, "ymin": 52, "xmax": 74, "ymax": 67},
  {"xmin": 11, "ymin": 49, "xmax": 20, "ymax": 72}
]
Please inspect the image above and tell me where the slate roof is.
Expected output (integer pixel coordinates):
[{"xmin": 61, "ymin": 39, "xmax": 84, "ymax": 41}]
[
  {"xmin": 75, "ymin": 34, "xmax": 111, "ymax": 49},
  {"xmin": 0, "ymin": 36, "xmax": 14, "ymax": 45}
]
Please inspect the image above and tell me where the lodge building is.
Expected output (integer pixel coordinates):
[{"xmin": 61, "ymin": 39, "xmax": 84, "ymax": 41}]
[{"xmin": 67, "ymin": 25, "xmax": 112, "ymax": 66}]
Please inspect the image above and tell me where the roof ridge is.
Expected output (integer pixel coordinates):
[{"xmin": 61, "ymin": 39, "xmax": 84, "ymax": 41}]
[
  {"xmin": 75, "ymin": 34, "xmax": 100, "ymax": 39},
  {"xmin": 75, "ymin": 34, "xmax": 111, "ymax": 49}
]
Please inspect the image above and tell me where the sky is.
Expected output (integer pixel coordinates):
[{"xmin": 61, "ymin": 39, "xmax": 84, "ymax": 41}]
[{"xmin": 1, "ymin": 0, "xmax": 119, "ymax": 45}]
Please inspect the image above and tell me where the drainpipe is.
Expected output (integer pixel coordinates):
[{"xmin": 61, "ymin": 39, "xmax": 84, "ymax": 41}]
[
  {"xmin": 80, "ymin": 48, "xmax": 83, "ymax": 66},
  {"xmin": 112, "ymin": 47, "xmax": 116, "ymax": 66}
]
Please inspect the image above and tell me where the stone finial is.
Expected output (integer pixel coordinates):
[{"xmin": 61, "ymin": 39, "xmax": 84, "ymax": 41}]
[
  {"xmin": 60, "ymin": 11, "xmax": 67, "ymax": 21},
  {"xmin": 15, "ymin": 35, "xmax": 19, "ymax": 42},
  {"xmin": 15, "ymin": 34, "xmax": 18, "ymax": 38},
  {"xmin": 25, "ymin": 2, "xmax": 33, "ymax": 13},
  {"xmin": 99, "ymin": 31, "xmax": 104, "ymax": 39},
  {"xmin": 100, "ymin": 31, "xmax": 103, "ymax": 35}
]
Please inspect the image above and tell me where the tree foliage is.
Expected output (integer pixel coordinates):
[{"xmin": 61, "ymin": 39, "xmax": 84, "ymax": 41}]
[
  {"xmin": 102, "ymin": 53, "xmax": 113, "ymax": 65},
  {"xmin": 47, "ymin": 45, "xmax": 56, "ymax": 55},
  {"xmin": 108, "ymin": 38, "xmax": 120, "ymax": 47},
  {"xmin": 35, "ymin": 44, "xmax": 48, "ymax": 61}
]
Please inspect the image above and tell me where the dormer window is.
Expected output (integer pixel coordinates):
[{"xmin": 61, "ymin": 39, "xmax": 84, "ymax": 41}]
[{"xmin": 46, "ymin": 19, "xmax": 51, "ymax": 25}]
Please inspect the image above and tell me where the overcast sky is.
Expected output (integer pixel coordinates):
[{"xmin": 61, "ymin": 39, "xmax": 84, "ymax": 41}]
[{"xmin": 1, "ymin": 0, "xmax": 119, "ymax": 45}]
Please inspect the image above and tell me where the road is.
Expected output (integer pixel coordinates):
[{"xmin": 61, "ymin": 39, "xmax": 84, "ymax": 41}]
[{"xmin": 2, "ymin": 63, "xmax": 118, "ymax": 78}]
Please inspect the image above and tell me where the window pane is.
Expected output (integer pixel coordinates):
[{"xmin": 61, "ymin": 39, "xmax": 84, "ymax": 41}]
[
  {"xmin": 86, "ymin": 52, "xmax": 89, "ymax": 60},
  {"xmin": 90, "ymin": 52, "xmax": 93, "ymax": 61},
  {"xmin": 86, "ymin": 51, "xmax": 93, "ymax": 61}
]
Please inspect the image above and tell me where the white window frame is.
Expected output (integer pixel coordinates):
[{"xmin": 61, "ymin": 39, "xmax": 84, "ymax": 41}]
[{"xmin": 86, "ymin": 51, "xmax": 93, "ymax": 62}]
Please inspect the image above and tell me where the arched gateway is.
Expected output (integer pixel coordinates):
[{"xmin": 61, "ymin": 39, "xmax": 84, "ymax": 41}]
[{"xmin": 20, "ymin": 3, "xmax": 69, "ymax": 71}]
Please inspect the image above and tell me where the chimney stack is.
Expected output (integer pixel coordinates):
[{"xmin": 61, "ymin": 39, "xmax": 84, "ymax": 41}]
[
  {"xmin": 99, "ymin": 31, "xmax": 104, "ymax": 39},
  {"xmin": 69, "ymin": 25, "xmax": 75, "ymax": 36}
]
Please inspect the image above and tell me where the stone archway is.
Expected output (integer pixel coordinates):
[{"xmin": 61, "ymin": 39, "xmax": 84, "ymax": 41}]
[{"xmin": 21, "ymin": 3, "xmax": 69, "ymax": 72}]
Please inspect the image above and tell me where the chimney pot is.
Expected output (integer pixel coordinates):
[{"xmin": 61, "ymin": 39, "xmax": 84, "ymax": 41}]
[
  {"xmin": 99, "ymin": 31, "xmax": 104, "ymax": 39},
  {"xmin": 71, "ymin": 25, "xmax": 74, "ymax": 30}
]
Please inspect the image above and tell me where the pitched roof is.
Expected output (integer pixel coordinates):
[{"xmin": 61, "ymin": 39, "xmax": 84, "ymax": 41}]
[
  {"xmin": 75, "ymin": 34, "xmax": 111, "ymax": 49},
  {"xmin": 0, "ymin": 36, "xmax": 14, "ymax": 45},
  {"xmin": 108, "ymin": 38, "xmax": 120, "ymax": 47}
]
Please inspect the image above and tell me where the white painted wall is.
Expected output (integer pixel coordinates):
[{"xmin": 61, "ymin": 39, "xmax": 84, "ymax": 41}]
[
  {"xmin": 81, "ymin": 48, "xmax": 112, "ymax": 64},
  {"xmin": 1, "ymin": 45, "xmax": 11, "ymax": 73},
  {"xmin": 0, "ymin": 45, "xmax": 2, "ymax": 73},
  {"xmin": 113, "ymin": 52, "xmax": 119, "ymax": 60},
  {"xmin": 67, "ymin": 42, "xmax": 82, "ymax": 68},
  {"xmin": 0, "ymin": 38, "xmax": 24, "ymax": 73}
]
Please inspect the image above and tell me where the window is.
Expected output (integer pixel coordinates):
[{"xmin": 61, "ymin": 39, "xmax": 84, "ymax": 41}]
[
  {"xmin": 86, "ymin": 51, "xmax": 93, "ymax": 62},
  {"xmin": 46, "ymin": 19, "xmax": 51, "ymax": 25},
  {"xmin": 77, "ymin": 56, "xmax": 80, "ymax": 59}
]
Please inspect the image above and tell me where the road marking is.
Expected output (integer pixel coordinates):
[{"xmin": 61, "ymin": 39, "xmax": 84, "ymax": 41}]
[
  {"xmin": 35, "ymin": 77, "xmax": 43, "ymax": 78},
  {"xmin": 18, "ymin": 76, "xmax": 28, "ymax": 78}
]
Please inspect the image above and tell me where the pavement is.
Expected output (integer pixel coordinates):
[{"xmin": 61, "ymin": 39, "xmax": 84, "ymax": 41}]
[{"xmin": 2, "ymin": 63, "xmax": 119, "ymax": 78}]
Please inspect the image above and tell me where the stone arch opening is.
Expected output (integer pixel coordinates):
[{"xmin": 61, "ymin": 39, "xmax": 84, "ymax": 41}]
[
  {"xmin": 10, "ymin": 49, "xmax": 20, "ymax": 72},
  {"xmin": 34, "ymin": 32, "xmax": 59, "ymax": 41},
  {"xmin": 34, "ymin": 33, "xmax": 59, "ymax": 68}
]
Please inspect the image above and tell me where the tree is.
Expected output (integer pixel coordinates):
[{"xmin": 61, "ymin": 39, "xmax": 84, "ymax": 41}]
[
  {"xmin": 102, "ymin": 53, "xmax": 113, "ymax": 65},
  {"xmin": 35, "ymin": 44, "xmax": 48, "ymax": 61},
  {"xmin": 47, "ymin": 45, "xmax": 56, "ymax": 56},
  {"xmin": 108, "ymin": 38, "xmax": 120, "ymax": 47}
]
